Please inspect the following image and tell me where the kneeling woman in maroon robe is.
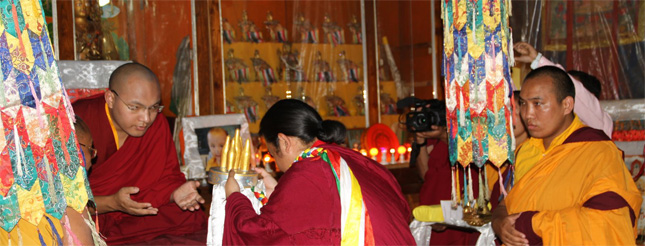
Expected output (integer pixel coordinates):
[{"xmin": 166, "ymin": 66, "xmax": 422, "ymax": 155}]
[{"xmin": 224, "ymin": 99, "xmax": 416, "ymax": 245}]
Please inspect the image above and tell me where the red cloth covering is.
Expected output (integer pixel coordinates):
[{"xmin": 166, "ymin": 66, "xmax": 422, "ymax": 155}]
[
  {"xmin": 418, "ymin": 139, "xmax": 480, "ymax": 245},
  {"xmin": 223, "ymin": 142, "xmax": 415, "ymax": 245},
  {"xmin": 73, "ymin": 94, "xmax": 206, "ymax": 245},
  {"xmin": 65, "ymin": 88, "xmax": 107, "ymax": 103}
]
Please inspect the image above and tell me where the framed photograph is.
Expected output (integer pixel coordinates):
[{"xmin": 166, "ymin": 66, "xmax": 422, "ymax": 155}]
[{"xmin": 181, "ymin": 114, "xmax": 253, "ymax": 180}]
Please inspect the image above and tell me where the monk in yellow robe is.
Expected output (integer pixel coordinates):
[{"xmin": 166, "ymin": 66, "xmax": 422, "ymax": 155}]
[{"xmin": 491, "ymin": 66, "xmax": 641, "ymax": 245}]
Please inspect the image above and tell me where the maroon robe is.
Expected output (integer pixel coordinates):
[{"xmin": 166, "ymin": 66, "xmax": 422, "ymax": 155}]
[
  {"xmin": 223, "ymin": 142, "xmax": 415, "ymax": 245},
  {"xmin": 418, "ymin": 139, "xmax": 480, "ymax": 245},
  {"xmin": 73, "ymin": 94, "xmax": 206, "ymax": 245}
]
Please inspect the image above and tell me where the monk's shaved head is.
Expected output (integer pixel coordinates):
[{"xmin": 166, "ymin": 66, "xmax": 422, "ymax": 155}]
[
  {"xmin": 109, "ymin": 63, "xmax": 159, "ymax": 91},
  {"xmin": 105, "ymin": 62, "xmax": 162, "ymax": 139},
  {"xmin": 524, "ymin": 66, "xmax": 575, "ymax": 102},
  {"xmin": 74, "ymin": 115, "xmax": 90, "ymax": 138}
]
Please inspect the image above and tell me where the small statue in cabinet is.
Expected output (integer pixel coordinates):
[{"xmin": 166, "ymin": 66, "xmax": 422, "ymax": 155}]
[
  {"xmin": 322, "ymin": 13, "xmax": 344, "ymax": 46},
  {"xmin": 225, "ymin": 49, "xmax": 249, "ymax": 83},
  {"xmin": 313, "ymin": 51, "xmax": 335, "ymax": 82},
  {"xmin": 296, "ymin": 86, "xmax": 317, "ymax": 110},
  {"xmin": 347, "ymin": 15, "xmax": 362, "ymax": 44},
  {"xmin": 250, "ymin": 50, "xmax": 276, "ymax": 86},
  {"xmin": 222, "ymin": 18, "xmax": 236, "ymax": 44},
  {"xmin": 246, "ymin": 22, "xmax": 263, "ymax": 43},
  {"xmin": 380, "ymin": 84, "xmax": 397, "ymax": 115},
  {"xmin": 277, "ymin": 43, "xmax": 306, "ymax": 82},
  {"xmin": 234, "ymin": 88, "xmax": 259, "ymax": 123},
  {"xmin": 325, "ymin": 87, "xmax": 350, "ymax": 117},
  {"xmin": 337, "ymin": 50, "xmax": 360, "ymax": 82},
  {"xmin": 262, "ymin": 87, "xmax": 280, "ymax": 109},
  {"xmin": 264, "ymin": 11, "xmax": 287, "ymax": 43},
  {"xmin": 294, "ymin": 13, "xmax": 318, "ymax": 44},
  {"xmin": 353, "ymin": 86, "xmax": 366, "ymax": 116}
]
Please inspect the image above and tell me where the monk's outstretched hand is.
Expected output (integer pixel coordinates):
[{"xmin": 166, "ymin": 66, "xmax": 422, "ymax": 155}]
[
  {"xmin": 254, "ymin": 167, "xmax": 277, "ymax": 198},
  {"xmin": 111, "ymin": 187, "xmax": 159, "ymax": 215},
  {"xmin": 171, "ymin": 181, "xmax": 205, "ymax": 211},
  {"xmin": 225, "ymin": 170, "xmax": 240, "ymax": 198}
]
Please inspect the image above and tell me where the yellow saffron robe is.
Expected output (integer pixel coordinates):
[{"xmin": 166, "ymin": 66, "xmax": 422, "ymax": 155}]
[{"xmin": 505, "ymin": 118, "xmax": 641, "ymax": 245}]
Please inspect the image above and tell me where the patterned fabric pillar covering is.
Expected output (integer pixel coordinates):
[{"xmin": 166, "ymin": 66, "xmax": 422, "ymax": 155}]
[
  {"xmin": 442, "ymin": 0, "xmax": 514, "ymax": 169},
  {"xmin": 0, "ymin": 0, "xmax": 92, "ymax": 233}
]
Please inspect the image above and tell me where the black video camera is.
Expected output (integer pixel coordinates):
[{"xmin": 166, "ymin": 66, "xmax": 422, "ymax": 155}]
[{"xmin": 405, "ymin": 99, "xmax": 446, "ymax": 132}]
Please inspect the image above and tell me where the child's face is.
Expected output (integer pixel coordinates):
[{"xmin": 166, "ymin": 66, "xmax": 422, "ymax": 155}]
[{"xmin": 208, "ymin": 133, "xmax": 227, "ymax": 157}]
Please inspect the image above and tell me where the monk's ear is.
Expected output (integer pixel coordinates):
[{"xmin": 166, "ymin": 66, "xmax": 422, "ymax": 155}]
[
  {"xmin": 105, "ymin": 90, "xmax": 115, "ymax": 108},
  {"xmin": 562, "ymin": 96, "xmax": 574, "ymax": 115}
]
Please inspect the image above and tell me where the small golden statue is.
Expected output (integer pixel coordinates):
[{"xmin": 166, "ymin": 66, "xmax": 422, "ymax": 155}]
[
  {"xmin": 380, "ymin": 84, "xmax": 397, "ymax": 115},
  {"xmin": 234, "ymin": 88, "xmax": 259, "ymax": 123},
  {"xmin": 264, "ymin": 11, "xmax": 287, "ymax": 43},
  {"xmin": 250, "ymin": 50, "xmax": 276, "ymax": 85},
  {"xmin": 237, "ymin": 10, "xmax": 253, "ymax": 42},
  {"xmin": 261, "ymin": 87, "xmax": 280, "ymax": 109},
  {"xmin": 246, "ymin": 22, "xmax": 263, "ymax": 43},
  {"xmin": 74, "ymin": 0, "xmax": 104, "ymax": 60},
  {"xmin": 294, "ymin": 13, "xmax": 318, "ymax": 43},
  {"xmin": 347, "ymin": 15, "xmax": 362, "ymax": 44},
  {"xmin": 296, "ymin": 86, "xmax": 316, "ymax": 110},
  {"xmin": 313, "ymin": 51, "xmax": 334, "ymax": 82},
  {"xmin": 353, "ymin": 86, "xmax": 366, "ymax": 116},
  {"xmin": 225, "ymin": 49, "xmax": 249, "ymax": 83},
  {"xmin": 322, "ymin": 13, "xmax": 344, "ymax": 46},
  {"xmin": 325, "ymin": 87, "xmax": 350, "ymax": 117},
  {"xmin": 462, "ymin": 197, "xmax": 492, "ymax": 226},
  {"xmin": 222, "ymin": 18, "xmax": 236, "ymax": 44},
  {"xmin": 277, "ymin": 43, "xmax": 306, "ymax": 82},
  {"xmin": 337, "ymin": 50, "xmax": 360, "ymax": 82}
]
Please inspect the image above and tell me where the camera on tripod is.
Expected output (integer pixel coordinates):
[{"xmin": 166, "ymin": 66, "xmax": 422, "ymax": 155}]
[{"xmin": 404, "ymin": 99, "xmax": 446, "ymax": 132}]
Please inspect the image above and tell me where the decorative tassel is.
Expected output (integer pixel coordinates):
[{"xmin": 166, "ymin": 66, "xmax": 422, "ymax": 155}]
[
  {"xmin": 14, "ymin": 125, "xmax": 23, "ymax": 177},
  {"xmin": 511, "ymin": 165, "xmax": 515, "ymax": 188},
  {"xmin": 463, "ymin": 171, "xmax": 468, "ymax": 206},
  {"xmin": 8, "ymin": 233, "xmax": 11, "ymax": 246},
  {"xmin": 61, "ymin": 87, "xmax": 77, "ymax": 128},
  {"xmin": 45, "ymin": 216, "xmax": 62, "ymax": 246},
  {"xmin": 508, "ymin": 30, "xmax": 515, "ymax": 66},
  {"xmin": 26, "ymin": 75, "xmax": 45, "ymax": 129},
  {"xmin": 498, "ymin": 169, "xmax": 508, "ymax": 197},
  {"xmin": 451, "ymin": 167, "xmax": 457, "ymax": 207},
  {"xmin": 477, "ymin": 168, "xmax": 485, "ymax": 209},
  {"xmin": 37, "ymin": 229, "xmax": 45, "ymax": 246},
  {"xmin": 483, "ymin": 166, "xmax": 490, "ymax": 200},
  {"xmin": 468, "ymin": 166, "xmax": 474, "ymax": 208},
  {"xmin": 506, "ymin": 164, "xmax": 515, "ymax": 192},
  {"xmin": 83, "ymin": 210, "xmax": 107, "ymax": 246},
  {"xmin": 455, "ymin": 166, "xmax": 461, "ymax": 204},
  {"xmin": 94, "ymin": 207, "xmax": 100, "ymax": 233},
  {"xmin": 17, "ymin": 226, "xmax": 22, "ymax": 246},
  {"xmin": 62, "ymin": 214, "xmax": 81, "ymax": 245}
]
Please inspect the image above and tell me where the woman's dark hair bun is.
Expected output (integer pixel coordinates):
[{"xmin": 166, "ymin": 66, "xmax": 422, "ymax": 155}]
[{"xmin": 318, "ymin": 120, "xmax": 347, "ymax": 145}]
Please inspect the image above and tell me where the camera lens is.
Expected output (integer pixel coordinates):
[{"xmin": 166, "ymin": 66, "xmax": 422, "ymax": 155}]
[{"xmin": 416, "ymin": 115, "xmax": 427, "ymax": 125}]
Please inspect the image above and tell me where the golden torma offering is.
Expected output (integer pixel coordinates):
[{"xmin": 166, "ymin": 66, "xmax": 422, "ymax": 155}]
[{"xmin": 208, "ymin": 129, "xmax": 257, "ymax": 188}]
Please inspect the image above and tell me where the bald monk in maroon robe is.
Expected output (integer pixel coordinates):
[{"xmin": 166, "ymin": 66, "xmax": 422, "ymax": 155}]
[{"xmin": 73, "ymin": 63, "xmax": 206, "ymax": 244}]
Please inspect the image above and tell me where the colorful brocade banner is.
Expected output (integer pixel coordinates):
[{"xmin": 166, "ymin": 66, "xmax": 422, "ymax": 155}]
[
  {"xmin": 442, "ymin": 0, "xmax": 514, "ymax": 168},
  {"xmin": 0, "ymin": 0, "xmax": 92, "ymax": 233}
]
